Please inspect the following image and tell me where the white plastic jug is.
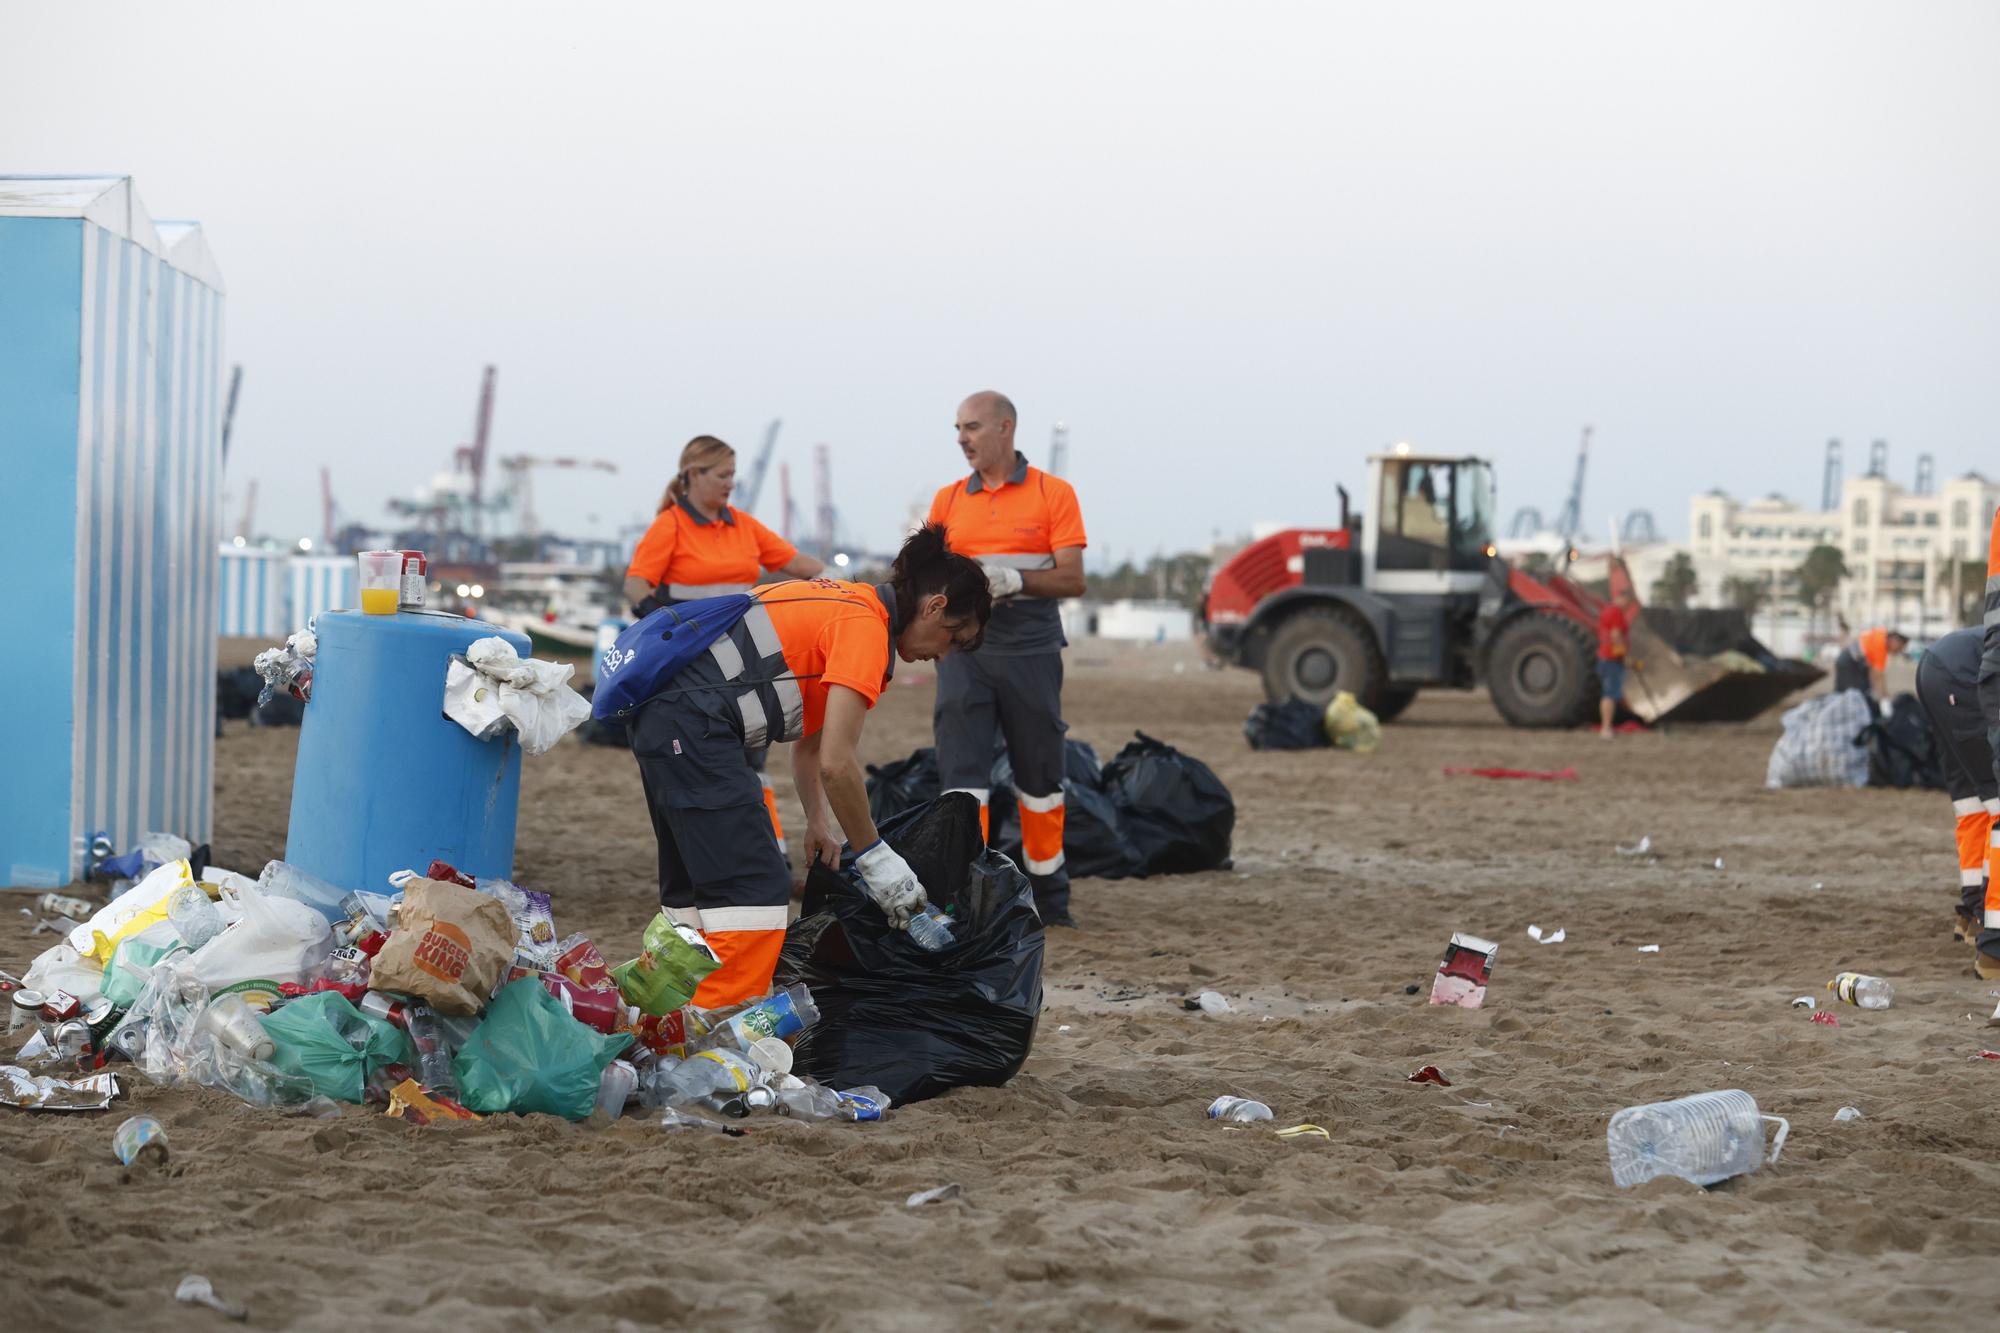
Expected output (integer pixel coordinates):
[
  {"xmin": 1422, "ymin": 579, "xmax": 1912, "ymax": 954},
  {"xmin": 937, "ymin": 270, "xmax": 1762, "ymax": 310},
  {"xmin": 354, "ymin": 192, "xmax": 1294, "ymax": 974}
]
[{"xmin": 1607, "ymin": 1089, "xmax": 1789, "ymax": 1189}]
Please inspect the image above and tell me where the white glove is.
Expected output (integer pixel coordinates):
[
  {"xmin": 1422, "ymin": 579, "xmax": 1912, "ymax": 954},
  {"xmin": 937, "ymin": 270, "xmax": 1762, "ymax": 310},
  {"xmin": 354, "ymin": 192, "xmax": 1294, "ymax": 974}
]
[
  {"xmin": 854, "ymin": 839, "xmax": 929, "ymax": 928},
  {"xmin": 981, "ymin": 562, "xmax": 1024, "ymax": 599},
  {"xmin": 1878, "ymin": 696, "xmax": 1894, "ymax": 720}
]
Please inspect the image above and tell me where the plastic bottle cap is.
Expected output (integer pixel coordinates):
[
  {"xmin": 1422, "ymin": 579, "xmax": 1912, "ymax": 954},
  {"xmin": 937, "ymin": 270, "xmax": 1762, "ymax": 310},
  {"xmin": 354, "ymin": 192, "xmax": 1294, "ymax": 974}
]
[{"xmin": 747, "ymin": 1036, "xmax": 794, "ymax": 1076}]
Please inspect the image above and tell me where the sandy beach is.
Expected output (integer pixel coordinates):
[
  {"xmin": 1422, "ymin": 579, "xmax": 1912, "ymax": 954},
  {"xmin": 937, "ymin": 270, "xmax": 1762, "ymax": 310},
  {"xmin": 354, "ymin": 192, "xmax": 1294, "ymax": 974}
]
[{"xmin": 6, "ymin": 644, "xmax": 1999, "ymax": 1331}]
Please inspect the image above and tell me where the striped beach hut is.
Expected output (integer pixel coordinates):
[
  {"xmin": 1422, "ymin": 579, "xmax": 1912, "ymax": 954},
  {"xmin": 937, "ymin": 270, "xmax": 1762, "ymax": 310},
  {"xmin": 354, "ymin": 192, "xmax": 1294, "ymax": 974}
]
[
  {"xmin": 0, "ymin": 177, "xmax": 225, "ymax": 887},
  {"xmin": 217, "ymin": 544, "xmax": 289, "ymax": 638},
  {"xmin": 288, "ymin": 554, "xmax": 358, "ymax": 628}
]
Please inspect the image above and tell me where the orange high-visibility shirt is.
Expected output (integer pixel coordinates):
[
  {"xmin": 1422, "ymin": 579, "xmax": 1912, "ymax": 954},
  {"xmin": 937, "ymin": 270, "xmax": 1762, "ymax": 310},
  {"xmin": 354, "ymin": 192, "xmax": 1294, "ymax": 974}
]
[
  {"xmin": 755, "ymin": 579, "xmax": 895, "ymax": 738},
  {"xmin": 1858, "ymin": 627, "xmax": 1890, "ymax": 673},
  {"xmin": 927, "ymin": 451, "xmax": 1086, "ymax": 655},
  {"xmin": 626, "ymin": 498, "xmax": 797, "ymax": 600}
]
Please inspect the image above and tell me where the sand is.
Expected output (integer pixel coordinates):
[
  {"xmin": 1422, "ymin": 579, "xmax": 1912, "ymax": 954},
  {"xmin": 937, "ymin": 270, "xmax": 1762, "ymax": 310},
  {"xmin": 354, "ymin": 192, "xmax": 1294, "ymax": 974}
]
[{"xmin": 6, "ymin": 644, "xmax": 2000, "ymax": 1331}]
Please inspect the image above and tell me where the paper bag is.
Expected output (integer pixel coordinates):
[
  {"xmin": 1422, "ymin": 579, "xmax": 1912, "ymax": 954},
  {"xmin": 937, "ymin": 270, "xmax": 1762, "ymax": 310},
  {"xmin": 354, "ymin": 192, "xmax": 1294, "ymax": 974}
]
[{"xmin": 369, "ymin": 878, "xmax": 516, "ymax": 1015}]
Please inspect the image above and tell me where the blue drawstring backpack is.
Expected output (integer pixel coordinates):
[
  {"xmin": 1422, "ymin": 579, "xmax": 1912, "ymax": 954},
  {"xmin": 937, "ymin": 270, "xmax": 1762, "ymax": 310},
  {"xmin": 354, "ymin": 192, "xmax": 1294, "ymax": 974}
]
[{"xmin": 591, "ymin": 594, "xmax": 756, "ymax": 720}]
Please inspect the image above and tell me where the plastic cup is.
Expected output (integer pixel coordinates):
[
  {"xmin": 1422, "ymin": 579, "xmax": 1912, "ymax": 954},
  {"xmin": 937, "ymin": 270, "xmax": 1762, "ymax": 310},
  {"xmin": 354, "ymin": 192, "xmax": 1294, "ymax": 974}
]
[
  {"xmin": 357, "ymin": 551, "xmax": 402, "ymax": 615},
  {"xmin": 748, "ymin": 1036, "xmax": 794, "ymax": 1076}
]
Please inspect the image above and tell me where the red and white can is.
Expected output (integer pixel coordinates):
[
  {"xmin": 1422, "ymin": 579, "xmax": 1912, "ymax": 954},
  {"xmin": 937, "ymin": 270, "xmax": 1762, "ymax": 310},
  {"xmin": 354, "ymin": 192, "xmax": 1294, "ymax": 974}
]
[{"xmin": 399, "ymin": 550, "xmax": 427, "ymax": 609}]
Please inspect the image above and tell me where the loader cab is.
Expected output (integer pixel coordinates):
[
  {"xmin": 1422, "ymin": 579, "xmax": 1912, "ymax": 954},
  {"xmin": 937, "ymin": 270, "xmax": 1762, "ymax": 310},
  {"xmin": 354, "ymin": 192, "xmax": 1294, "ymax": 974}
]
[{"xmin": 1363, "ymin": 452, "xmax": 1496, "ymax": 594}]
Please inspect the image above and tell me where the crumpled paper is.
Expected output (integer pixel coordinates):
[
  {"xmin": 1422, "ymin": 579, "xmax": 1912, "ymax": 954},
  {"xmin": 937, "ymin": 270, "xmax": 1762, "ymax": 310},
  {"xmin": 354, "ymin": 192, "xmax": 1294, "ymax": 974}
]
[
  {"xmin": 443, "ymin": 637, "xmax": 590, "ymax": 756},
  {"xmin": 2, "ymin": 1065, "xmax": 121, "ymax": 1111}
]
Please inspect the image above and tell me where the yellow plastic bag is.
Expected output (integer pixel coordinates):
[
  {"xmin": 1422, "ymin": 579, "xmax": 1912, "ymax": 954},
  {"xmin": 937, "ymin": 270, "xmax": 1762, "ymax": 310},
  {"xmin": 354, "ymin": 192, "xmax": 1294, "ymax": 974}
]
[
  {"xmin": 77, "ymin": 859, "xmax": 193, "ymax": 965},
  {"xmin": 1323, "ymin": 691, "xmax": 1382, "ymax": 754}
]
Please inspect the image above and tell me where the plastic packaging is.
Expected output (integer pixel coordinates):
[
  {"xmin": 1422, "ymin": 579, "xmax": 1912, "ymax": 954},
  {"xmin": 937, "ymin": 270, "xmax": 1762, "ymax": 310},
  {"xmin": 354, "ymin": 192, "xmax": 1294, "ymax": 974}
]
[
  {"xmin": 174, "ymin": 885, "xmax": 334, "ymax": 1011},
  {"xmin": 451, "ymin": 636, "xmax": 592, "ymax": 755},
  {"xmin": 1828, "ymin": 973, "xmax": 1894, "ymax": 1010},
  {"xmin": 1834, "ymin": 1106, "xmax": 1864, "ymax": 1122},
  {"xmin": 1208, "ymin": 1095, "xmax": 1274, "ymax": 1123},
  {"xmin": 1323, "ymin": 690, "xmax": 1382, "ymax": 753},
  {"xmin": 167, "ymin": 882, "xmax": 224, "ymax": 951},
  {"xmin": 452, "ymin": 978, "xmax": 634, "ymax": 1120},
  {"xmin": 646, "ymin": 1047, "xmax": 765, "ymax": 1107},
  {"xmin": 68, "ymin": 858, "xmax": 192, "ymax": 965},
  {"xmin": 907, "ymin": 905, "xmax": 955, "ymax": 952},
  {"xmin": 200, "ymin": 994, "xmax": 276, "ymax": 1062},
  {"xmin": 1607, "ymin": 1089, "xmax": 1789, "ymax": 1188},
  {"xmin": 1195, "ymin": 991, "xmax": 1231, "ymax": 1015},
  {"xmin": 259, "ymin": 990, "xmax": 416, "ymax": 1104},
  {"xmin": 113, "ymin": 1115, "xmax": 169, "ymax": 1166},
  {"xmin": 596, "ymin": 1059, "xmax": 639, "ymax": 1120},
  {"xmin": 404, "ymin": 1005, "xmax": 458, "ymax": 1095},
  {"xmin": 612, "ymin": 913, "xmax": 721, "ymax": 1015}
]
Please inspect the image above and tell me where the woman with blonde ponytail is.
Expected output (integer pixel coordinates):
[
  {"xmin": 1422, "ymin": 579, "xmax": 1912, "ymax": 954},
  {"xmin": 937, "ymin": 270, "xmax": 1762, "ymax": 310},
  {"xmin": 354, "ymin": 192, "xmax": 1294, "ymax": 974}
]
[{"xmin": 623, "ymin": 435, "xmax": 827, "ymax": 852}]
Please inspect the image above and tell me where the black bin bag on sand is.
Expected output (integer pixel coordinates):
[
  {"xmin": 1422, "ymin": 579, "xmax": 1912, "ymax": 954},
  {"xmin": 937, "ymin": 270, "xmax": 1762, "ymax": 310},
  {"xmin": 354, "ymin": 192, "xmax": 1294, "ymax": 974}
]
[
  {"xmin": 864, "ymin": 746, "xmax": 940, "ymax": 825},
  {"xmin": 776, "ymin": 792, "xmax": 1044, "ymax": 1106},
  {"xmin": 1102, "ymin": 731, "xmax": 1236, "ymax": 876},
  {"xmin": 1244, "ymin": 699, "xmax": 1330, "ymax": 750}
]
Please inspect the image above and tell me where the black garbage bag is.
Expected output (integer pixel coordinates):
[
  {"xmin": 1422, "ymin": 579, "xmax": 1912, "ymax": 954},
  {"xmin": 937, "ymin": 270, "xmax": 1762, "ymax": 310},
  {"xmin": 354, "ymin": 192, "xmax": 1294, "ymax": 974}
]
[
  {"xmin": 776, "ymin": 793, "xmax": 1043, "ymax": 1105},
  {"xmin": 991, "ymin": 740, "xmax": 1138, "ymax": 879},
  {"xmin": 864, "ymin": 746, "xmax": 940, "ymax": 824},
  {"xmin": 216, "ymin": 667, "xmax": 263, "ymax": 720},
  {"xmin": 1244, "ymin": 699, "xmax": 1330, "ymax": 750},
  {"xmin": 1864, "ymin": 692, "xmax": 1945, "ymax": 790},
  {"xmin": 1102, "ymin": 731, "xmax": 1235, "ymax": 876}
]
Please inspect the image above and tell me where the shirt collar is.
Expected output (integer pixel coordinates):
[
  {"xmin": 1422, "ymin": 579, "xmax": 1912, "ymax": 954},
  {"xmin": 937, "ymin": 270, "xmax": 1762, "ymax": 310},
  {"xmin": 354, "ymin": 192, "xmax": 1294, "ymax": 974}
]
[
  {"xmin": 677, "ymin": 495, "xmax": 735, "ymax": 527},
  {"xmin": 965, "ymin": 451, "xmax": 1030, "ymax": 495},
  {"xmin": 873, "ymin": 582, "xmax": 902, "ymax": 685}
]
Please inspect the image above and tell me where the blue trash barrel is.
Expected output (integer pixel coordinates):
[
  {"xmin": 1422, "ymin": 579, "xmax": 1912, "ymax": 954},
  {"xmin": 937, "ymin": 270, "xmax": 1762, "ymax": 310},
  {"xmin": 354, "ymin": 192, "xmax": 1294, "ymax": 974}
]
[{"xmin": 285, "ymin": 610, "xmax": 533, "ymax": 892}]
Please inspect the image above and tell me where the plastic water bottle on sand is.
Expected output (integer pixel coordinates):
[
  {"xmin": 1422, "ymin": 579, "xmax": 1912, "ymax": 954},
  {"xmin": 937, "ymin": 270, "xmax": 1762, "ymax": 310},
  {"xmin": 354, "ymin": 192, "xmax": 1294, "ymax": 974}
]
[
  {"xmin": 1607, "ymin": 1089, "xmax": 1789, "ymax": 1188},
  {"xmin": 1207, "ymin": 1096, "xmax": 1273, "ymax": 1123},
  {"xmin": 1828, "ymin": 973, "xmax": 1893, "ymax": 1010}
]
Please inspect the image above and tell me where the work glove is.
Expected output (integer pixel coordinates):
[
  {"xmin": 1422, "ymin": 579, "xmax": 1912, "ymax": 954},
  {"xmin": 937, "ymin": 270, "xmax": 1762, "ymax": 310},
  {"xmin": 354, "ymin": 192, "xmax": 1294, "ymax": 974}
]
[
  {"xmin": 981, "ymin": 562, "xmax": 1025, "ymax": 599},
  {"xmin": 1878, "ymin": 695, "xmax": 1894, "ymax": 720},
  {"xmin": 853, "ymin": 839, "xmax": 929, "ymax": 929}
]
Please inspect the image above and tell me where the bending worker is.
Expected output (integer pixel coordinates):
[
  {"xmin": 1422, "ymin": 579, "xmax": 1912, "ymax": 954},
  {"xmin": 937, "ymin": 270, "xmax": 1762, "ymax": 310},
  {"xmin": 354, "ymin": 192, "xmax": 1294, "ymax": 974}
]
[
  {"xmin": 1912, "ymin": 623, "xmax": 1999, "ymax": 977},
  {"xmin": 623, "ymin": 435, "xmax": 825, "ymax": 852},
  {"xmin": 626, "ymin": 524, "xmax": 992, "ymax": 1006},
  {"xmin": 1980, "ymin": 504, "xmax": 2000, "ymax": 981},
  {"xmin": 1832, "ymin": 625, "xmax": 1908, "ymax": 701},
  {"xmin": 927, "ymin": 390, "xmax": 1088, "ymax": 927}
]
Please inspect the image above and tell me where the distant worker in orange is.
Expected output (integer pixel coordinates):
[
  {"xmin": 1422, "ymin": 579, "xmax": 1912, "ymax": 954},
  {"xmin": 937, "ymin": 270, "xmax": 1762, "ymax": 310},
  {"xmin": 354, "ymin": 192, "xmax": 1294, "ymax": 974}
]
[
  {"xmin": 1978, "ymin": 503, "xmax": 2000, "ymax": 980},
  {"xmin": 625, "ymin": 526, "xmax": 992, "ymax": 1005},
  {"xmin": 1832, "ymin": 625, "xmax": 1909, "ymax": 702},
  {"xmin": 623, "ymin": 435, "xmax": 826, "ymax": 852},
  {"xmin": 927, "ymin": 391, "xmax": 1088, "ymax": 927}
]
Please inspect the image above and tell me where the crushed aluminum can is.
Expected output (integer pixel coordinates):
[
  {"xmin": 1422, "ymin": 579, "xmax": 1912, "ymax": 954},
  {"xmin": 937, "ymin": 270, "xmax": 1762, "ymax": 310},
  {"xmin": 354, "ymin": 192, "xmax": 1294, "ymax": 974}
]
[
  {"xmin": 1, "ymin": 1064, "xmax": 121, "ymax": 1111},
  {"xmin": 1428, "ymin": 933, "xmax": 1497, "ymax": 1010}
]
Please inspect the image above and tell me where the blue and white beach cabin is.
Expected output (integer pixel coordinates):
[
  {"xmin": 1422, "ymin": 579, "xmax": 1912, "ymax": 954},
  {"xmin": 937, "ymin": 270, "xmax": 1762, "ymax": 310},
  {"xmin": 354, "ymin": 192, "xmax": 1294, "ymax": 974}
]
[{"xmin": 0, "ymin": 176, "xmax": 226, "ymax": 886}]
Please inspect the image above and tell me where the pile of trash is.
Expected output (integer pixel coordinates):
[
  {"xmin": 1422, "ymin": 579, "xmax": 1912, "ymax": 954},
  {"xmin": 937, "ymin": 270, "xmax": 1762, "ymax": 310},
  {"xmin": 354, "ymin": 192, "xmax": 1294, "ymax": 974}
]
[
  {"xmin": 1243, "ymin": 690, "xmax": 1380, "ymax": 753},
  {"xmin": 1767, "ymin": 689, "xmax": 1946, "ymax": 791},
  {"xmin": 866, "ymin": 731, "xmax": 1234, "ymax": 880},
  {"xmin": 1, "ymin": 843, "xmax": 975, "ymax": 1128}
]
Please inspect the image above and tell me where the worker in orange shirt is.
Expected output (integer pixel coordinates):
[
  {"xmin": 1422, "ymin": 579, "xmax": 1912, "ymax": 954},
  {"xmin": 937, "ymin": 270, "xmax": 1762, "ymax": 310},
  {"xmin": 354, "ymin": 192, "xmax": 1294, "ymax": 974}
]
[
  {"xmin": 623, "ymin": 435, "xmax": 825, "ymax": 852},
  {"xmin": 624, "ymin": 524, "xmax": 992, "ymax": 1005},
  {"xmin": 1912, "ymin": 624, "xmax": 1997, "ymax": 958},
  {"xmin": 1831, "ymin": 625, "xmax": 1908, "ymax": 702},
  {"xmin": 927, "ymin": 391, "xmax": 1088, "ymax": 927},
  {"xmin": 1978, "ymin": 504, "xmax": 2000, "ymax": 980}
]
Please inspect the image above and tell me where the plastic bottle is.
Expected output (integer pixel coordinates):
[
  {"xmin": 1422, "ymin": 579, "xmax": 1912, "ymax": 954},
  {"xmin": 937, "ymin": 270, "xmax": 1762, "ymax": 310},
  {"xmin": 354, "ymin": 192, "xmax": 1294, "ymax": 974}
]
[
  {"xmin": 697, "ymin": 984, "xmax": 821, "ymax": 1053},
  {"xmin": 907, "ymin": 904, "xmax": 955, "ymax": 952},
  {"xmin": 1828, "ymin": 973, "xmax": 1893, "ymax": 1010},
  {"xmin": 649, "ymin": 1047, "xmax": 764, "ymax": 1106},
  {"xmin": 774, "ymin": 1078, "xmax": 844, "ymax": 1121},
  {"xmin": 113, "ymin": 1115, "xmax": 169, "ymax": 1166},
  {"xmin": 1207, "ymin": 1096, "xmax": 1274, "ymax": 1123},
  {"xmin": 1606, "ymin": 1089, "xmax": 1789, "ymax": 1189},
  {"xmin": 257, "ymin": 859, "xmax": 351, "ymax": 924},
  {"xmin": 404, "ymin": 1005, "xmax": 457, "ymax": 1095},
  {"xmin": 167, "ymin": 882, "xmax": 225, "ymax": 951}
]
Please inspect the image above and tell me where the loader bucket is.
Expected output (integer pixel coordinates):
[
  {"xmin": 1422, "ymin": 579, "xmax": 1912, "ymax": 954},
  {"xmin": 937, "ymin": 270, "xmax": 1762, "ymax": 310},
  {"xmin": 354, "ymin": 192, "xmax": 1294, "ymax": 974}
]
[{"xmin": 1620, "ymin": 609, "xmax": 1824, "ymax": 724}]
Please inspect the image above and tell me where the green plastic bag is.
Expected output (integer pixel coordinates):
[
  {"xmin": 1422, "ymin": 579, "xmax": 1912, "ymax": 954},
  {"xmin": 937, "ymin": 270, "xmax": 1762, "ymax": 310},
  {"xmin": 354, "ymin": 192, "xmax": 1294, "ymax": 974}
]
[
  {"xmin": 611, "ymin": 911, "xmax": 720, "ymax": 1015},
  {"xmin": 453, "ymin": 978, "xmax": 633, "ymax": 1120},
  {"xmin": 259, "ymin": 991, "xmax": 416, "ymax": 1103},
  {"xmin": 101, "ymin": 934, "xmax": 179, "ymax": 1008}
]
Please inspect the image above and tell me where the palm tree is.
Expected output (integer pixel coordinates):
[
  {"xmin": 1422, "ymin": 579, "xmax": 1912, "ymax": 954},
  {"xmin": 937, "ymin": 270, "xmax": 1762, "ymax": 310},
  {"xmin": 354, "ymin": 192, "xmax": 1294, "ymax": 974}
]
[
  {"xmin": 1650, "ymin": 553, "xmax": 1699, "ymax": 610},
  {"xmin": 1723, "ymin": 575, "xmax": 1769, "ymax": 620},
  {"xmin": 1793, "ymin": 544, "xmax": 1848, "ymax": 641}
]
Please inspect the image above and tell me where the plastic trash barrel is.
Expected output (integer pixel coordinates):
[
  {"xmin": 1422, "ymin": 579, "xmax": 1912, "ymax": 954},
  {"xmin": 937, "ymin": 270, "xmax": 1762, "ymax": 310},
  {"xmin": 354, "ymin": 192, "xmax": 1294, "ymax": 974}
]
[{"xmin": 285, "ymin": 610, "xmax": 532, "ymax": 893}]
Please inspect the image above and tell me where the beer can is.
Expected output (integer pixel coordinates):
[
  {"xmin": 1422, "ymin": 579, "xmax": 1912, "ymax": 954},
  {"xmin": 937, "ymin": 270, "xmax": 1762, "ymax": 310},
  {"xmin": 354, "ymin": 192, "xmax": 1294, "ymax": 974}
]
[
  {"xmin": 84, "ymin": 995, "xmax": 119, "ymax": 1051},
  {"xmin": 51, "ymin": 1018, "xmax": 92, "ymax": 1062},
  {"xmin": 399, "ymin": 550, "xmax": 427, "ymax": 609}
]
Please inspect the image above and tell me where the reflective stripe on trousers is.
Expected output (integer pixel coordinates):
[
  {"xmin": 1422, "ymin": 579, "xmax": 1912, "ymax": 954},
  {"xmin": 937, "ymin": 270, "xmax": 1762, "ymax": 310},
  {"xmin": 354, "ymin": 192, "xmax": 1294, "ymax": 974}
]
[
  {"xmin": 663, "ymin": 904, "xmax": 788, "ymax": 1007},
  {"xmin": 1018, "ymin": 787, "xmax": 1067, "ymax": 876}
]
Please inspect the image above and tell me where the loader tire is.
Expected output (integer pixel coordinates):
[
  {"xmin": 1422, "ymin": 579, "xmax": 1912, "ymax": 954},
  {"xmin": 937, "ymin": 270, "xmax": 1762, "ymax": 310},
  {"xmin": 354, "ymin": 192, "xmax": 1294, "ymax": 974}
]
[
  {"xmin": 1486, "ymin": 612, "xmax": 1598, "ymax": 728},
  {"xmin": 1260, "ymin": 607, "xmax": 1385, "ymax": 712}
]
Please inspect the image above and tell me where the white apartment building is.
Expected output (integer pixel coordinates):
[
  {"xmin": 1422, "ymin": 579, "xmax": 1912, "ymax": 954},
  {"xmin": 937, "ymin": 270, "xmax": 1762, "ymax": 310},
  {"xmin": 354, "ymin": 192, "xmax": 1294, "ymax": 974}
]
[{"xmin": 1688, "ymin": 471, "xmax": 1999, "ymax": 645}]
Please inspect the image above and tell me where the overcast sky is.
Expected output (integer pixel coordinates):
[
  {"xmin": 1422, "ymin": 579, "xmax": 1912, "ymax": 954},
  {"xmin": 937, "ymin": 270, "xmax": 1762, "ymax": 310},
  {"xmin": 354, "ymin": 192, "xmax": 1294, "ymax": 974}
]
[{"xmin": 4, "ymin": 1, "xmax": 1995, "ymax": 565}]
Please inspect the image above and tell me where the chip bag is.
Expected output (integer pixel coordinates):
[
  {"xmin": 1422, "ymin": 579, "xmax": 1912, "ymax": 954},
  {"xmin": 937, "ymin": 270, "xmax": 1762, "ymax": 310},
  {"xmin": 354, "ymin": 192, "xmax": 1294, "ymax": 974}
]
[
  {"xmin": 368, "ymin": 878, "xmax": 516, "ymax": 1015},
  {"xmin": 611, "ymin": 912, "xmax": 720, "ymax": 1016}
]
